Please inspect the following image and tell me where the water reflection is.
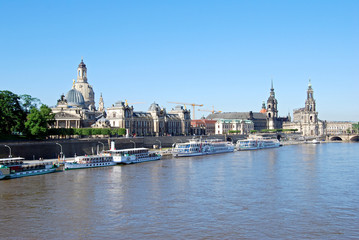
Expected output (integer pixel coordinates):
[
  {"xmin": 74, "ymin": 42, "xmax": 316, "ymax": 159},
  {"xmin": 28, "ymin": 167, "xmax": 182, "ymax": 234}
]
[{"xmin": 0, "ymin": 143, "xmax": 358, "ymax": 239}]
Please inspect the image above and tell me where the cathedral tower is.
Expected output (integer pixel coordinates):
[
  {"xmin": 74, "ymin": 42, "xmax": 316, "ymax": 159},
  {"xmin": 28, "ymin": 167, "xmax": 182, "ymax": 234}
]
[
  {"xmin": 305, "ymin": 80, "xmax": 316, "ymax": 112},
  {"xmin": 74, "ymin": 59, "xmax": 95, "ymax": 110},
  {"xmin": 266, "ymin": 80, "xmax": 278, "ymax": 129},
  {"xmin": 303, "ymin": 79, "xmax": 319, "ymax": 135}
]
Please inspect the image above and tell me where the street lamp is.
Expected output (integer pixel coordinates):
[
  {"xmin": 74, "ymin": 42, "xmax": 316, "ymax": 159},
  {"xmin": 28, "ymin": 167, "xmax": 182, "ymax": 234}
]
[
  {"xmin": 56, "ymin": 143, "xmax": 63, "ymax": 160},
  {"xmin": 4, "ymin": 145, "xmax": 12, "ymax": 158},
  {"xmin": 98, "ymin": 141, "xmax": 105, "ymax": 152},
  {"xmin": 129, "ymin": 140, "xmax": 136, "ymax": 148},
  {"xmin": 155, "ymin": 140, "xmax": 162, "ymax": 150}
]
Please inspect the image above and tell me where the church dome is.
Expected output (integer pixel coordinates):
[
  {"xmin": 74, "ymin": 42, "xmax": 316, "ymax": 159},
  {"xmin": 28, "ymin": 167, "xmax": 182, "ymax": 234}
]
[
  {"xmin": 66, "ymin": 88, "xmax": 85, "ymax": 107},
  {"xmin": 78, "ymin": 59, "xmax": 86, "ymax": 68},
  {"xmin": 148, "ymin": 102, "xmax": 161, "ymax": 112}
]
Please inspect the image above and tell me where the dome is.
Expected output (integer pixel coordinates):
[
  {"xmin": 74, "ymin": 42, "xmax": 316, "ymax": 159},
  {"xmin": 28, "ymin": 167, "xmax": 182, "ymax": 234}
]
[
  {"xmin": 174, "ymin": 105, "xmax": 184, "ymax": 110},
  {"xmin": 148, "ymin": 102, "xmax": 161, "ymax": 112},
  {"xmin": 78, "ymin": 59, "xmax": 86, "ymax": 68},
  {"xmin": 66, "ymin": 88, "xmax": 85, "ymax": 107},
  {"xmin": 260, "ymin": 108, "xmax": 267, "ymax": 113}
]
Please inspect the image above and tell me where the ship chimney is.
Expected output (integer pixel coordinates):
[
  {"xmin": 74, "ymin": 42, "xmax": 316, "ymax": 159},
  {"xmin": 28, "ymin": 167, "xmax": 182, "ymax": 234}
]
[{"xmin": 111, "ymin": 141, "xmax": 116, "ymax": 150}]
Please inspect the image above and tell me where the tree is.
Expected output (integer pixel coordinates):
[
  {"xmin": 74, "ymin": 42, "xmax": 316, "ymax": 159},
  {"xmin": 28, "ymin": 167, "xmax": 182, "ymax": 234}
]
[
  {"xmin": 24, "ymin": 105, "xmax": 55, "ymax": 139},
  {"xmin": 0, "ymin": 90, "xmax": 26, "ymax": 135},
  {"xmin": 20, "ymin": 94, "xmax": 41, "ymax": 114},
  {"xmin": 352, "ymin": 122, "xmax": 359, "ymax": 134}
]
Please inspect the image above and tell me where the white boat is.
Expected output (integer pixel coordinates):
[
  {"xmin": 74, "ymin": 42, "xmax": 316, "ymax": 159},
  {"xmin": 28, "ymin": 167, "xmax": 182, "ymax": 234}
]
[
  {"xmin": 100, "ymin": 141, "xmax": 161, "ymax": 164},
  {"xmin": 104, "ymin": 148, "xmax": 161, "ymax": 164},
  {"xmin": 306, "ymin": 139, "xmax": 321, "ymax": 144},
  {"xmin": 0, "ymin": 157, "xmax": 60, "ymax": 180},
  {"xmin": 172, "ymin": 139, "xmax": 235, "ymax": 157},
  {"xmin": 236, "ymin": 138, "xmax": 280, "ymax": 151},
  {"xmin": 64, "ymin": 154, "xmax": 116, "ymax": 170}
]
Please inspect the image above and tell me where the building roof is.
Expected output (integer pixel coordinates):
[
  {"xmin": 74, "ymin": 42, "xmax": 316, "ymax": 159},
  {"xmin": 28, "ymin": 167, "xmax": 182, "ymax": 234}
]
[
  {"xmin": 217, "ymin": 119, "xmax": 254, "ymax": 124},
  {"xmin": 148, "ymin": 102, "xmax": 161, "ymax": 112},
  {"xmin": 66, "ymin": 88, "xmax": 85, "ymax": 107},
  {"xmin": 206, "ymin": 112, "xmax": 266, "ymax": 120},
  {"xmin": 78, "ymin": 59, "xmax": 86, "ymax": 68}
]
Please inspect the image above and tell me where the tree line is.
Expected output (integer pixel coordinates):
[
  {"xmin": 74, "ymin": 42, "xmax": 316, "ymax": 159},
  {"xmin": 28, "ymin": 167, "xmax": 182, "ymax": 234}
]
[
  {"xmin": 0, "ymin": 90, "xmax": 54, "ymax": 139},
  {"xmin": 48, "ymin": 128, "xmax": 126, "ymax": 137},
  {"xmin": 0, "ymin": 90, "xmax": 126, "ymax": 139}
]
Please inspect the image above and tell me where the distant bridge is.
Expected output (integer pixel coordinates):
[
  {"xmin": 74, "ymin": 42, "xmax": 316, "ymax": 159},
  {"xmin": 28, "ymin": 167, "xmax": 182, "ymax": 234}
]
[{"xmin": 326, "ymin": 134, "xmax": 359, "ymax": 142}]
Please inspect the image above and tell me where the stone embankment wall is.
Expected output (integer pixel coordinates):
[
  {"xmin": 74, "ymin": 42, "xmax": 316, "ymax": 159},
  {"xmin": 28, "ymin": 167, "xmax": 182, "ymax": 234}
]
[{"xmin": 0, "ymin": 135, "xmax": 247, "ymax": 160}]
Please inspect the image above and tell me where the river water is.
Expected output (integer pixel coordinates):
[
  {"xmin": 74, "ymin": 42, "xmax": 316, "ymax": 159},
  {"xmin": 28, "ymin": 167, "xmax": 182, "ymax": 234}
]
[{"xmin": 0, "ymin": 143, "xmax": 358, "ymax": 239}]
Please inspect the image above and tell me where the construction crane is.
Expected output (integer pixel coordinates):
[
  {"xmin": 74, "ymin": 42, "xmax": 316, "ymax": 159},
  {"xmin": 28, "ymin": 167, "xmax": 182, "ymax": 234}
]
[
  {"xmin": 168, "ymin": 101, "xmax": 204, "ymax": 119},
  {"xmin": 198, "ymin": 106, "xmax": 222, "ymax": 114},
  {"xmin": 125, "ymin": 100, "xmax": 145, "ymax": 106}
]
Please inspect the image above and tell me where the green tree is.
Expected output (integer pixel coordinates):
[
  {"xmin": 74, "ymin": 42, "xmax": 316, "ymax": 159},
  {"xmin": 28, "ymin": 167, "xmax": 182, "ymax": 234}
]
[
  {"xmin": 352, "ymin": 122, "xmax": 359, "ymax": 134},
  {"xmin": 0, "ymin": 90, "xmax": 26, "ymax": 135},
  {"xmin": 24, "ymin": 105, "xmax": 55, "ymax": 139},
  {"xmin": 20, "ymin": 94, "xmax": 41, "ymax": 114}
]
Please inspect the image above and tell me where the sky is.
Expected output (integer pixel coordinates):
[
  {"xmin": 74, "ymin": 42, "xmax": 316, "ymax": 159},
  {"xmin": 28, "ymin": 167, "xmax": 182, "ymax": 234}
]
[{"xmin": 0, "ymin": 0, "xmax": 358, "ymax": 121}]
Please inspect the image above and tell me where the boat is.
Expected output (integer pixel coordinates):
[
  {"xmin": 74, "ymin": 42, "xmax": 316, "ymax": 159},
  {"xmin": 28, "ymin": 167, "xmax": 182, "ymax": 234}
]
[
  {"xmin": 305, "ymin": 139, "xmax": 321, "ymax": 144},
  {"xmin": 0, "ymin": 157, "xmax": 61, "ymax": 180},
  {"xmin": 99, "ymin": 141, "xmax": 161, "ymax": 164},
  {"xmin": 64, "ymin": 153, "xmax": 116, "ymax": 170},
  {"xmin": 103, "ymin": 148, "xmax": 161, "ymax": 164},
  {"xmin": 236, "ymin": 138, "xmax": 280, "ymax": 151},
  {"xmin": 172, "ymin": 138, "xmax": 235, "ymax": 157}
]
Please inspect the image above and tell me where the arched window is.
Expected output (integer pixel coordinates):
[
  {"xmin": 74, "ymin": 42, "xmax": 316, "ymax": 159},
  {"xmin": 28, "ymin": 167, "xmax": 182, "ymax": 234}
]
[
  {"xmin": 268, "ymin": 113, "xmax": 271, "ymax": 118},
  {"xmin": 310, "ymin": 116, "xmax": 313, "ymax": 121}
]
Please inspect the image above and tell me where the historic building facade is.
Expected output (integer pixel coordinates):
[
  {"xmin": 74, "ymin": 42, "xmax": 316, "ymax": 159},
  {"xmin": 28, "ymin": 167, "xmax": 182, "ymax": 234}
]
[
  {"xmin": 206, "ymin": 82, "xmax": 289, "ymax": 131},
  {"xmin": 215, "ymin": 119, "xmax": 254, "ymax": 134},
  {"xmin": 107, "ymin": 102, "xmax": 191, "ymax": 136},
  {"xmin": 51, "ymin": 60, "xmax": 104, "ymax": 128},
  {"xmin": 325, "ymin": 121, "xmax": 353, "ymax": 135},
  {"xmin": 191, "ymin": 119, "xmax": 217, "ymax": 135},
  {"xmin": 283, "ymin": 81, "xmax": 325, "ymax": 136}
]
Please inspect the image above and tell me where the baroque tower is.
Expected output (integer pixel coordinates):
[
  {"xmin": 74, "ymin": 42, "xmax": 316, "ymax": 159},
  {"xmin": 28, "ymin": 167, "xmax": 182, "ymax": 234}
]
[
  {"xmin": 303, "ymin": 79, "xmax": 319, "ymax": 135},
  {"xmin": 98, "ymin": 93, "xmax": 104, "ymax": 112},
  {"xmin": 266, "ymin": 80, "xmax": 278, "ymax": 129},
  {"xmin": 74, "ymin": 59, "xmax": 95, "ymax": 110}
]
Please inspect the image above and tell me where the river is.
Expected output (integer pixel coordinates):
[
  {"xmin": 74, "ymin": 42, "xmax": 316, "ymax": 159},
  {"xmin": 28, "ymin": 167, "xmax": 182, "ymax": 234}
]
[{"xmin": 0, "ymin": 143, "xmax": 358, "ymax": 239}]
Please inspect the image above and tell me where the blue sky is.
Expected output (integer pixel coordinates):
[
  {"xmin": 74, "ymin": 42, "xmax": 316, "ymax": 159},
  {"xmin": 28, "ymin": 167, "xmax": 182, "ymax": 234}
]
[{"xmin": 1, "ymin": 0, "xmax": 358, "ymax": 121}]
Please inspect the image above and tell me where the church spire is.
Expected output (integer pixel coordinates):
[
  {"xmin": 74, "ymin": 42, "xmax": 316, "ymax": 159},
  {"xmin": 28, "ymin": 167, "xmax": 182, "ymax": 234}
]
[
  {"xmin": 98, "ymin": 93, "xmax": 104, "ymax": 112},
  {"xmin": 305, "ymin": 79, "xmax": 315, "ymax": 112}
]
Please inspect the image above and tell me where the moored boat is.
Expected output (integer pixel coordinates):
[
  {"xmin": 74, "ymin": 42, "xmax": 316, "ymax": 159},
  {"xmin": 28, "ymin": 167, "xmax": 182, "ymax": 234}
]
[
  {"xmin": 104, "ymin": 148, "xmax": 161, "ymax": 164},
  {"xmin": 64, "ymin": 154, "xmax": 116, "ymax": 170},
  {"xmin": 172, "ymin": 138, "xmax": 234, "ymax": 157},
  {"xmin": 236, "ymin": 138, "xmax": 280, "ymax": 151},
  {"xmin": 305, "ymin": 139, "xmax": 321, "ymax": 144},
  {"xmin": 0, "ymin": 157, "xmax": 61, "ymax": 180},
  {"xmin": 99, "ymin": 141, "xmax": 161, "ymax": 164}
]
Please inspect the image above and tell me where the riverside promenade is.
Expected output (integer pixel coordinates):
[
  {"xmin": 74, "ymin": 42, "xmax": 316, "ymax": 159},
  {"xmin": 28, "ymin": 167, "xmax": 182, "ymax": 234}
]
[{"xmin": 0, "ymin": 135, "xmax": 246, "ymax": 160}]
